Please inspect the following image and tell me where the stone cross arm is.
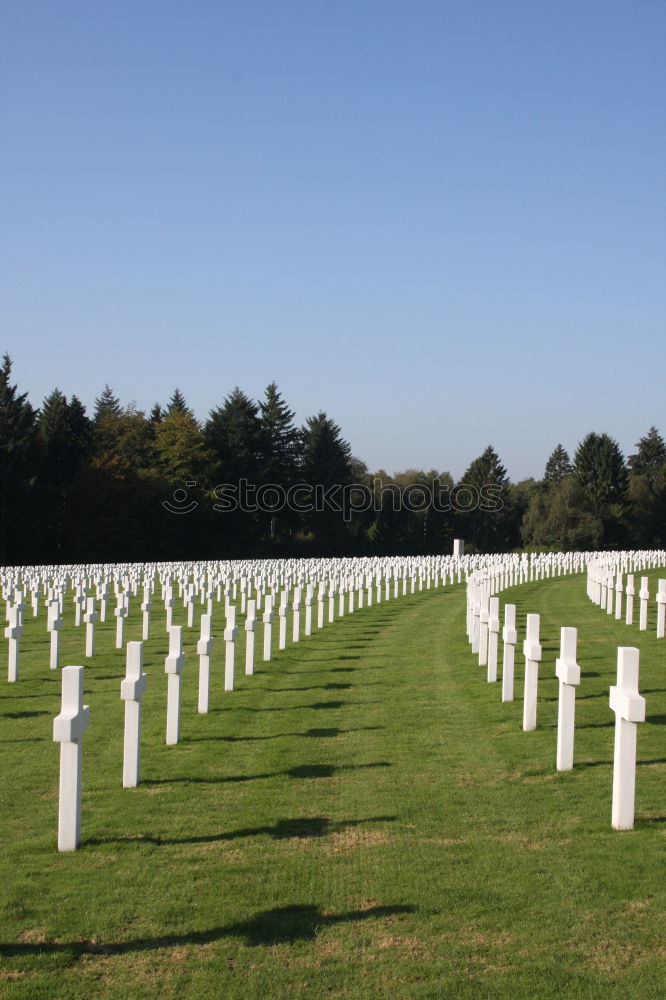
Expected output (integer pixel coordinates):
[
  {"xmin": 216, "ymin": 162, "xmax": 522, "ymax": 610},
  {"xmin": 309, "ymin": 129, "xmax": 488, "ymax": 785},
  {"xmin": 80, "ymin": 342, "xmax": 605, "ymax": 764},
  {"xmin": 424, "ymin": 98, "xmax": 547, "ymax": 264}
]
[
  {"xmin": 53, "ymin": 666, "xmax": 90, "ymax": 742},
  {"xmin": 555, "ymin": 627, "xmax": 580, "ymax": 686},
  {"xmin": 610, "ymin": 647, "xmax": 646, "ymax": 723}
]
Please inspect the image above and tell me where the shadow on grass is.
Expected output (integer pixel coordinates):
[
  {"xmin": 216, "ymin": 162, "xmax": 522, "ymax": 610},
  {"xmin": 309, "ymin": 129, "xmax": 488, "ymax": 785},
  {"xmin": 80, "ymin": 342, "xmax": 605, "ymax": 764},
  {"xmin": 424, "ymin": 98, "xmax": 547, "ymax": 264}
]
[
  {"xmin": 88, "ymin": 813, "xmax": 398, "ymax": 847},
  {"xmin": 213, "ymin": 699, "xmax": 380, "ymax": 713},
  {"xmin": 261, "ymin": 683, "xmax": 354, "ymax": 693},
  {"xmin": 0, "ymin": 710, "xmax": 49, "ymax": 719},
  {"xmin": 185, "ymin": 725, "xmax": 384, "ymax": 744},
  {"xmin": 142, "ymin": 760, "xmax": 392, "ymax": 785},
  {"xmin": 577, "ymin": 758, "xmax": 666, "ymax": 768},
  {"xmin": 0, "ymin": 903, "xmax": 415, "ymax": 957}
]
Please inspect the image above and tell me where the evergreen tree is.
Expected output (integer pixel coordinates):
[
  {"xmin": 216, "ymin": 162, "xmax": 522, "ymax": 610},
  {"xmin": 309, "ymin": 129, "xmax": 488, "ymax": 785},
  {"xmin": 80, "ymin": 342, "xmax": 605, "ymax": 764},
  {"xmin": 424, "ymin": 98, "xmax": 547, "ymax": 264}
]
[
  {"xmin": 257, "ymin": 383, "xmax": 302, "ymax": 542},
  {"xmin": 573, "ymin": 432, "xmax": 628, "ymax": 546},
  {"xmin": 300, "ymin": 412, "xmax": 353, "ymax": 552},
  {"xmin": 628, "ymin": 426, "xmax": 666, "ymax": 485},
  {"xmin": 205, "ymin": 389, "xmax": 263, "ymax": 484},
  {"xmin": 259, "ymin": 382, "xmax": 302, "ymax": 483},
  {"xmin": 203, "ymin": 389, "xmax": 265, "ymax": 552},
  {"xmin": 149, "ymin": 402, "xmax": 165, "ymax": 423},
  {"xmin": 93, "ymin": 384, "xmax": 122, "ymax": 422},
  {"xmin": 455, "ymin": 445, "xmax": 511, "ymax": 552},
  {"xmin": 544, "ymin": 444, "xmax": 572, "ymax": 483},
  {"xmin": 38, "ymin": 390, "xmax": 92, "ymax": 557},
  {"xmin": 167, "ymin": 387, "xmax": 191, "ymax": 417},
  {"xmin": 0, "ymin": 354, "xmax": 39, "ymax": 562}
]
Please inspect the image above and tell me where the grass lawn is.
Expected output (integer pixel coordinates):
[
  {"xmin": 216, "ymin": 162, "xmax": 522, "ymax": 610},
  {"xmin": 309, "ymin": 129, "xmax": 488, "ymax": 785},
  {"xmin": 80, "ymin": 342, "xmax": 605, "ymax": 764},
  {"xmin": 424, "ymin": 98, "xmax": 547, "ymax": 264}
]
[{"xmin": 0, "ymin": 566, "xmax": 664, "ymax": 998}]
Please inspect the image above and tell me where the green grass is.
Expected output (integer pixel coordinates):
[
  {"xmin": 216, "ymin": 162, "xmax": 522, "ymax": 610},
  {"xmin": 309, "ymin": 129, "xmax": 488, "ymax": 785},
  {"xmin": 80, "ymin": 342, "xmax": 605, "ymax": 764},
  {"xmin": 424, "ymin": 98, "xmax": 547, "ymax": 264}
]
[{"xmin": 0, "ymin": 568, "xmax": 665, "ymax": 999}]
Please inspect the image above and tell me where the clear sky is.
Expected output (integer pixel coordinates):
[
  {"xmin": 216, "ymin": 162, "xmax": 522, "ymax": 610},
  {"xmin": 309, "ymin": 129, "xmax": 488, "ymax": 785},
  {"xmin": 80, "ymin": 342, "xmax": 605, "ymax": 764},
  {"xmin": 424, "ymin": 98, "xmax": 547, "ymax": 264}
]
[{"xmin": 2, "ymin": 0, "xmax": 664, "ymax": 481}]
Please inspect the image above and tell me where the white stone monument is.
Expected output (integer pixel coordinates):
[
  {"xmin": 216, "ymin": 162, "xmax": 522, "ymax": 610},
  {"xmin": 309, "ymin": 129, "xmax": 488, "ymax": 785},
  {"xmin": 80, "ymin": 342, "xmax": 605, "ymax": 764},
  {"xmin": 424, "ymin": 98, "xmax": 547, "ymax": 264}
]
[
  {"xmin": 164, "ymin": 625, "xmax": 185, "ymax": 745},
  {"xmin": 5, "ymin": 605, "xmax": 22, "ymax": 682},
  {"xmin": 196, "ymin": 613, "xmax": 214, "ymax": 713},
  {"xmin": 522, "ymin": 613, "xmax": 542, "ymax": 732},
  {"xmin": 84, "ymin": 597, "xmax": 97, "ymax": 657},
  {"xmin": 53, "ymin": 665, "xmax": 90, "ymax": 851},
  {"xmin": 610, "ymin": 647, "xmax": 645, "ymax": 830},
  {"xmin": 263, "ymin": 595, "xmax": 274, "ymax": 661},
  {"xmin": 487, "ymin": 597, "xmax": 500, "ymax": 683},
  {"xmin": 656, "ymin": 579, "xmax": 666, "ymax": 639},
  {"xmin": 245, "ymin": 599, "xmax": 257, "ymax": 675},
  {"xmin": 120, "ymin": 641, "xmax": 147, "ymax": 787},
  {"xmin": 638, "ymin": 577, "xmax": 649, "ymax": 631},
  {"xmin": 555, "ymin": 627, "xmax": 580, "ymax": 771},
  {"xmin": 224, "ymin": 605, "xmax": 237, "ymax": 691}
]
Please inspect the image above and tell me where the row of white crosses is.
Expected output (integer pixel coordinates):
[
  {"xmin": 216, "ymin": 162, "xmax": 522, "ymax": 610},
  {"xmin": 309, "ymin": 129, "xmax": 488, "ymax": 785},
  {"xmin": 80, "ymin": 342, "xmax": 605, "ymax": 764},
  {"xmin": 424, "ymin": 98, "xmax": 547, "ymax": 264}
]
[
  {"xmin": 465, "ymin": 550, "xmax": 662, "ymax": 830},
  {"xmin": 43, "ymin": 552, "xmax": 480, "ymax": 851},
  {"xmin": 586, "ymin": 551, "xmax": 666, "ymax": 635}
]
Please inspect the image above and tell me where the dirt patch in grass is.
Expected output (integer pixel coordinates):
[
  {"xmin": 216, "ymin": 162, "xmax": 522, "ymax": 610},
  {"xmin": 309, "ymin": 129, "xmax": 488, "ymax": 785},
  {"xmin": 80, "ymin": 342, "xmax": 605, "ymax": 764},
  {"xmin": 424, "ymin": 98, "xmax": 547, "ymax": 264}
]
[{"xmin": 329, "ymin": 828, "xmax": 389, "ymax": 853}]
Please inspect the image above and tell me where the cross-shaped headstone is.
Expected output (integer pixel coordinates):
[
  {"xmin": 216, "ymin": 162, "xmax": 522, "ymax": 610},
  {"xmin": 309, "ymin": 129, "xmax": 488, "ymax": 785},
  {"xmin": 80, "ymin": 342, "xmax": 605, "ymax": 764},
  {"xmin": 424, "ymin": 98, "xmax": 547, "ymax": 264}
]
[
  {"xmin": 120, "ymin": 641, "xmax": 147, "ymax": 787},
  {"xmin": 5, "ymin": 605, "xmax": 23, "ymax": 682},
  {"xmin": 84, "ymin": 597, "xmax": 97, "ymax": 657},
  {"xmin": 609, "ymin": 647, "xmax": 645, "ymax": 830},
  {"xmin": 486, "ymin": 597, "xmax": 500, "ymax": 683},
  {"xmin": 263, "ymin": 595, "xmax": 274, "ymax": 661},
  {"xmin": 555, "ymin": 627, "xmax": 580, "ymax": 771},
  {"xmin": 48, "ymin": 599, "xmax": 63, "ymax": 670},
  {"xmin": 638, "ymin": 577, "xmax": 649, "ymax": 631},
  {"xmin": 656, "ymin": 579, "xmax": 666, "ymax": 639},
  {"xmin": 53, "ymin": 665, "xmax": 90, "ymax": 850},
  {"xmin": 501, "ymin": 604, "xmax": 517, "ymax": 703},
  {"xmin": 196, "ymin": 613, "xmax": 214, "ymax": 713},
  {"xmin": 165, "ymin": 625, "xmax": 185, "ymax": 745},
  {"xmin": 522, "ymin": 613, "xmax": 542, "ymax": 732},
  {"xmin": 245, "ymin": 600, "xmax": 257, "ymax": 676},
  {"xmin": 224, "ymin": 606, "xmax": 237, "ymax": 691}
]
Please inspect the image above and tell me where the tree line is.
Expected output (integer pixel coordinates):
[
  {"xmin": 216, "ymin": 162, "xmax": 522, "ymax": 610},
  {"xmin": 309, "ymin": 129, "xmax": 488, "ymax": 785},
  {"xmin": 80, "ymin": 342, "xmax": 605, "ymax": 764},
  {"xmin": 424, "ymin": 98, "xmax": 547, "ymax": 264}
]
[{"xmin": 0, "ymin": 354, "xmax": 663, "ymax": 564}]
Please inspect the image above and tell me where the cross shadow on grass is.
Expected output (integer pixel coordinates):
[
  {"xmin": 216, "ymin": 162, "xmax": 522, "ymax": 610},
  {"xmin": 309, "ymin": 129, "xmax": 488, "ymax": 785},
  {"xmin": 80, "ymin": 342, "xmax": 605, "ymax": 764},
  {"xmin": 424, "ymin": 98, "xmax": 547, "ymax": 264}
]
[
  {"xmin": 0, "ymin": 710, "xmax": 49, "ymax": 719},
  {"xmin": 185, "ymin": 725, "xmax": 384, "ymax": 744},
  {"xmin": 88, "ymin": 813, "xmax": 398, "ymax": 847},
  {"xmin": 141, "ymin": 760, "xmax": 392, "ymax": 785},
  {"xmin": 0, "ymin": 903, "xmax": 415, "ymax": 958}
]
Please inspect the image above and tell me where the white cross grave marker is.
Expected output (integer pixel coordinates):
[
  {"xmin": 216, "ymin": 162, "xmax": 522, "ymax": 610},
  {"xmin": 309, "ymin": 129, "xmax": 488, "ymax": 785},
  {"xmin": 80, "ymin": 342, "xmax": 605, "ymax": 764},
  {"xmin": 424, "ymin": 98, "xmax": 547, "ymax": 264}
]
[
  {"xmin": 263, "ymin": 595, "xmax": 274, "ymax": 661},
  {"xmin": 48, "ymin": 599, "xmax": 63, "ymax": 671},
  {"xmin": 53, "ymin": 665, "xmax": 90, "ymax": 851},
  {"xmin": 555, "ymin": 627, "xmax": 580, "ymax": 771},
  {"xmin": 84, "ymin": 597, "xmax": 97, "ymax": 657},
  {"xmin": 656, "ymin": 580, "xmax": 666, "ymax": 639},
  {"xmin": 501, "ymin": 604, "xmax": 517, "ymax": 702},
  {"xmin": 487, "ymin": 597, "xmax": 500, "ymax": 683},
  {"xmin": 165, "ymin": 625, "xmax": 185, "ymax": 745},
  {"xmin": 120, "ymin": 641, "xmax": 147, "ymax": 787},
  {"xmin": 638, "ymin": 577, "xmax": 649, "ymax": 631},
  {"xmin": 609, "ymin": 647, "xmax": 645, "ymax": 830},
  {"xmin": 196, "ymin": 613, "xmax": 214, "ymax": 713},
  {"xmin": 245, "ymin": 600, "xmax": 257, "ymax": 675},
  {"xmin": 5, "ymin": 605, "xmax": 22, "ymax": 682},
  {"xmin": 522, "ymin": 613, "xmax": 542, "ymax": 732},
  {"xmin": 224, "ymin": 605, "xmax": 237, "ymax": 691}
]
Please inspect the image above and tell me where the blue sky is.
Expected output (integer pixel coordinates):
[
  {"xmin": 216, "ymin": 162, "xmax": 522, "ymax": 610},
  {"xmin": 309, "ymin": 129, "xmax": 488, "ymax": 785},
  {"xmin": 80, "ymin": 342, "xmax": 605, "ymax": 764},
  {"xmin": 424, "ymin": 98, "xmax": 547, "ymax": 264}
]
[{"xmin": 2, "ymin": 0, "xmax": 664, "ymax": 480}]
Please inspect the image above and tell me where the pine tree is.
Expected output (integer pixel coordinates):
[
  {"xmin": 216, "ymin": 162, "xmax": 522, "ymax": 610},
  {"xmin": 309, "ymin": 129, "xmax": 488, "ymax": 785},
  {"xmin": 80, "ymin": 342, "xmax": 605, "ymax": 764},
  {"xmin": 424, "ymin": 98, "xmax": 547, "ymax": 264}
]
[
  {"xmin": 628, "ymin": 427, "xmax": 666, "ymax": 485},
  {"xmin": 205, "ymin": 388, "xmax": 263, "ymax": 485},
  {"xmin": 93, "ymin": 384, "xmax": 122, "ymax": 422},
  {"xmin": 0, "ymin": 354, "xmax": 39, "ymax": 561},
  {"xmin": 573, "ymin": 433, "xmax": 628, "ymax": 511},
  {"xmin": 300, "ymin": 412, "xmax": 353, "ymax": 552},
  {"xmin": 544, "ymin": 444, "xmax": 572, "ymax": 484},
  {"xmin": 456, "ymin": 445, "xmax": 511, "ymax": 552},
  {"xmin": 259, "ymin": 382, "xmax": 302, "ymax": 484},
  {"xmin": 167, "ymin": 388, "xmax": 191, "ymax": 417}
]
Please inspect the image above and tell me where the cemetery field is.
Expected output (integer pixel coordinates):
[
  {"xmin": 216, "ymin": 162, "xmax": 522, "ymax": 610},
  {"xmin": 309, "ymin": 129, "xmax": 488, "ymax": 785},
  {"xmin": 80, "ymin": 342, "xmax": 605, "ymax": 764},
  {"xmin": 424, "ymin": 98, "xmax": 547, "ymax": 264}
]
[{"xmin": 0, "ymin": 572, "xmax": 665, "ymax": 999}]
